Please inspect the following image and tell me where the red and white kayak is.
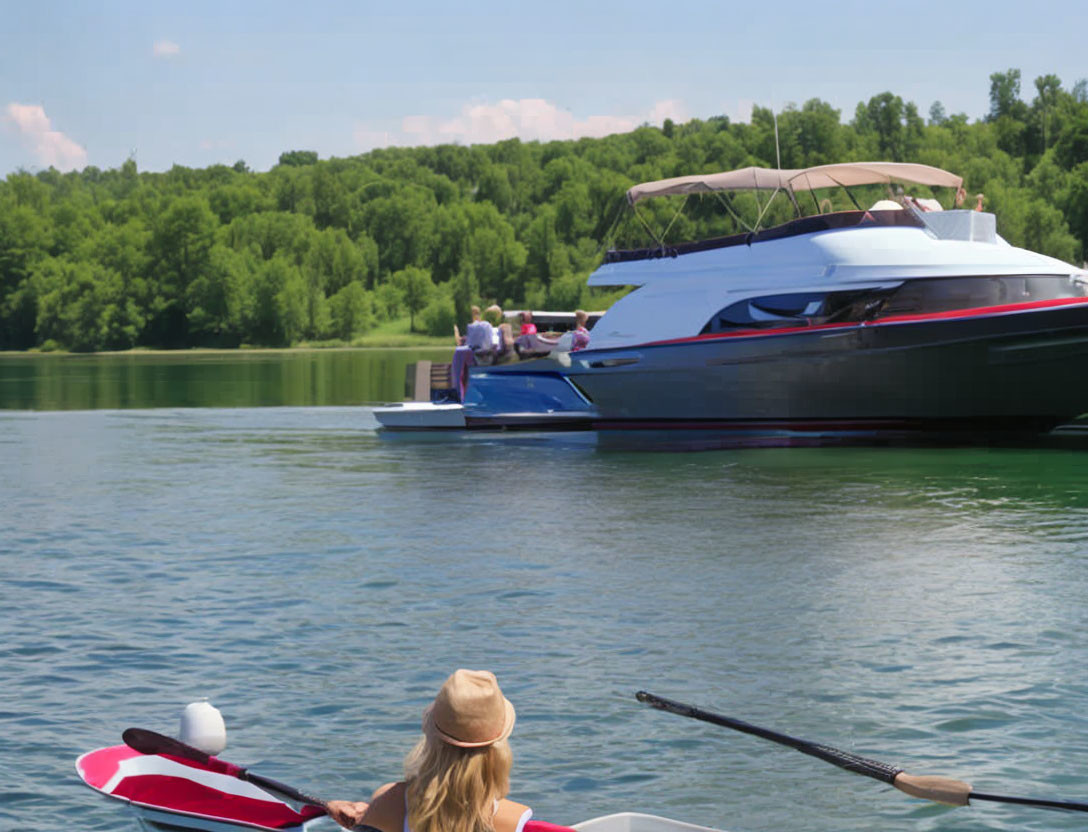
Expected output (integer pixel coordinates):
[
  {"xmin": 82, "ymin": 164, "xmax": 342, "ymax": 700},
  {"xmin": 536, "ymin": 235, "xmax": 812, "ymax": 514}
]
[
  {"xmin": 77, "ymin": 744, "xmax": 726, "ymax": 832},
  {"xmin": 76, "ymin": 744, "xmax": 325, "ymax": 831}
]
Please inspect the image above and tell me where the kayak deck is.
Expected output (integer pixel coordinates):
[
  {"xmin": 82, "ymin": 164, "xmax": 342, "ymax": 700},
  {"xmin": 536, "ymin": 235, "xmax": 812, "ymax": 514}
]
[{"xmin": 574, "ymin": 814, "xmax": 728, "ymax": 832}]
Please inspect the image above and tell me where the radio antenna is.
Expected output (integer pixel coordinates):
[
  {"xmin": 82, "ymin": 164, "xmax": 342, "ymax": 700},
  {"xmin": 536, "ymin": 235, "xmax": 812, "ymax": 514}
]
[{"xmin": 773, "ymin": 109, "xmax": 782, "ymax": 171}]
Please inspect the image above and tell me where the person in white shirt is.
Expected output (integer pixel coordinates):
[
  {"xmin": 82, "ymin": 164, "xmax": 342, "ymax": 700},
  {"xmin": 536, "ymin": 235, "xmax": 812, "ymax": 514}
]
[{"xmin": 464, "ymin": 306, "xmax": 495, "ymax": 356}]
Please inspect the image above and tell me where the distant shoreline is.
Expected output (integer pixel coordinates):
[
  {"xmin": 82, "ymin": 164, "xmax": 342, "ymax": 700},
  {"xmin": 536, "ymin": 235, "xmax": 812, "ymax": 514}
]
[{"xmin": 0, "ymin": 344, "xmax": 454, "ymax": 357}]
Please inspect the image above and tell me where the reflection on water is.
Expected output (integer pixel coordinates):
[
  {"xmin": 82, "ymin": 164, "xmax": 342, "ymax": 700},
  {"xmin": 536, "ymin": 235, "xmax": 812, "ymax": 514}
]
[{"xmin": 0, "ymin": 349, "xmax": 452, "ymax": 410}]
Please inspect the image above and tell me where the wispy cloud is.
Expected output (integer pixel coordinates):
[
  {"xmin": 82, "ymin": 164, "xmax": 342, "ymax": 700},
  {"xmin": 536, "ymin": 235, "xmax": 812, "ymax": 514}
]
[
  {"xmin": 355, "ymin": 98, "xmax": 689, "ymax": 150},
  {"xmin": 199, "ymin": 138, "xmax": 233, "ymax": 151},
  {"xmin": 727, "ymin": 99, "xmax": 756, "ymax": 124},
  {"xmin": 4, "ymin": 103, "xmax": 88, "ymax": 171},
  {"xmin": 153, "ymin": 39, "xmax": 181, "ymax": 58}
]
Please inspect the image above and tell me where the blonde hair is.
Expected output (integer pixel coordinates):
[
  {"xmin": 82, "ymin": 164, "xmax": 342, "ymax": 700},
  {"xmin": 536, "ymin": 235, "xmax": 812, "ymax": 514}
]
[
  {"xmin": 574, "ymin": 309, "xmax": 588, "ymax": 326},
  {"xmin": 405, "ymin": 735, "xmax": 512, "ymax": 832},
  {"xmin": 483, "ymin": 305, "xmax": 503, "ymax": 326}
]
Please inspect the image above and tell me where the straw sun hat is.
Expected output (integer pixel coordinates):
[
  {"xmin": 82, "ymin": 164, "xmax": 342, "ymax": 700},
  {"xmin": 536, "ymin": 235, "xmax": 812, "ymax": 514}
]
[{"xmin": 423, "ymin": 669, "xmax": 516, "ymax": 748}]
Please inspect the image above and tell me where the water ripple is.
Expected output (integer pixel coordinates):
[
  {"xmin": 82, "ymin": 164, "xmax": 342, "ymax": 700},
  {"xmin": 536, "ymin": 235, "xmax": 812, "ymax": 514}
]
[{"xmin": 3, "ymin": 409, "xmax": 1088, "ymax": 832}]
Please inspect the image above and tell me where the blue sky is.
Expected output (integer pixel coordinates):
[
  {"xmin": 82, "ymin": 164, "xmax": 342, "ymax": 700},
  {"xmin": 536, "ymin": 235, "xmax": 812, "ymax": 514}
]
[{"xmin": 2, "ymin": 0, "xmax": 1085, "ymax": 175}]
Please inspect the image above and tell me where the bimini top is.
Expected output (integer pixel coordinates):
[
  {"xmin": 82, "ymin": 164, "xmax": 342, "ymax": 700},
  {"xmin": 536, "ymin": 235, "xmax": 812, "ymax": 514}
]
[{"xmin": 626, "ymin": 162, "xmax": 964, "ymax": 205}]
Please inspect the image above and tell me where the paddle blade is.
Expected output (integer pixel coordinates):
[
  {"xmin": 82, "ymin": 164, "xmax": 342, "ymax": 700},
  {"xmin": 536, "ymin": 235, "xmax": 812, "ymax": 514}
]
[
  {"xmin": 122, "ymin": 727, "xmax": 245, "ymax": 778},
  {"xmin": 123, "ymin": 728, "xmax": 212, "ymax": 764},
  {"xmin": 124, "ymin": 727, "xmax": 327, "ymax": 811}
]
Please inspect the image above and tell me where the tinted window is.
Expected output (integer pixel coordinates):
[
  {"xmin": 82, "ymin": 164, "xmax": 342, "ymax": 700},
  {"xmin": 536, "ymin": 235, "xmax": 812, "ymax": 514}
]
[
  {"xmin": 881, "ymin": 275, "xmax": 1086, "ymax": 317},
  {"xmin": 700, "ymin": 276, "xmax": 1086, "ymax": 335},
  {"xmin": 701, "ymin": 288, "xmax": 892, "ymax": 334}
]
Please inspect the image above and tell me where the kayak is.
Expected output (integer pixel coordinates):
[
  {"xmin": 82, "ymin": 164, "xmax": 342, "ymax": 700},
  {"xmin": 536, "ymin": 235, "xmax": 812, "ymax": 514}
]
[
  {"xmin": 76, "ymin": 744, "xmax": 324, "ymax": 831},
  {"xmin": 77, "ymin": 743, "xmax": 726, "ymax": 832}
]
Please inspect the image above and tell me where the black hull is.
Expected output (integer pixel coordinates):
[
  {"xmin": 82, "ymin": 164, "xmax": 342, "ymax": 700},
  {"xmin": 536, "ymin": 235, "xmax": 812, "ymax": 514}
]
[{"xmin": 565, "ymin": 303, "xmax": 1088, "ymax": 433}]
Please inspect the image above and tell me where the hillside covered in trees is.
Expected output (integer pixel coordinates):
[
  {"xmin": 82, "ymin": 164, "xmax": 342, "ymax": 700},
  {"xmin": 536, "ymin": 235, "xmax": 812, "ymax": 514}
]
[{"xmin": 2, "ymin": 69, "xmax": 1087, "ymax": 352}]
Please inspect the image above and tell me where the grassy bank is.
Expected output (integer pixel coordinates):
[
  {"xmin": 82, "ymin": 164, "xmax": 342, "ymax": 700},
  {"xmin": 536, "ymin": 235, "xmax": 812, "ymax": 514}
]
[
  {"xmin": 299, "ymin": 318, "xmax": 454, "ymax": 349},
  {"xmin": 2, "ymin": 318, "xmax": 455, "ymax": 355}
]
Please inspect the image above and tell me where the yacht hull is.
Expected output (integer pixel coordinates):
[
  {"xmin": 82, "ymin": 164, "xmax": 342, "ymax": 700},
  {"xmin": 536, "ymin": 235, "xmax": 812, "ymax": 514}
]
[{"xmin": 533, "ymin": 302, "xmax": 1088, "ymax": 439}]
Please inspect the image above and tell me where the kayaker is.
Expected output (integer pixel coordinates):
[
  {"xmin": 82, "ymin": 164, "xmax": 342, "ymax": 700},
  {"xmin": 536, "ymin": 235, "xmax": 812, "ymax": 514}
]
[{"xmin": 327, "ymin": 669, "xmax": 531, "ymax": 832}]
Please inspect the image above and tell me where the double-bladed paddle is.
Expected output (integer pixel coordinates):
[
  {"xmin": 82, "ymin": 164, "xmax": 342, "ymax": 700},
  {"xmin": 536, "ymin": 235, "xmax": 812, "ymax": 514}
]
[{"xmin": 636, "ymin": 691, "xmax": 1088, "ymax": 815}]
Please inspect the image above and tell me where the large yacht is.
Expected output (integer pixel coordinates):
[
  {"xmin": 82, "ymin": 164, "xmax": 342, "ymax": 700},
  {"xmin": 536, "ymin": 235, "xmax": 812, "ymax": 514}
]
[{"xmin": 462, "ymin": 162, "xmax": 1088, "ymax": 443}]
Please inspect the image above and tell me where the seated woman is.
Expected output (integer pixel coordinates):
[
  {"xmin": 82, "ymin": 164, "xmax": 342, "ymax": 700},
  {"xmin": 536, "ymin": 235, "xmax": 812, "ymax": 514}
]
[
  {"xmin": 570, "ymin": 310, "xmax": 591, "ymax": 352},
  {"xmin": 465, "ymin": 306, "xmax": 498, "ymax": 364},
  {"xmin": 326, "ymin": 670, "xmax": 531, "ymax": 832},
  {"xmin": 514, "ymin": 311, "xmax": 548, "ymax": 358},
  {"xmin": 483, "ymin": 305, "xmax": 517, "ymax": 364}
]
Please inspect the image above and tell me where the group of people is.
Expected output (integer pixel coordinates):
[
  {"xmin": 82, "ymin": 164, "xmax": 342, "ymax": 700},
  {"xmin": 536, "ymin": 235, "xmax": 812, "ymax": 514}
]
[
  {"xmin": 463, "ymin": 305, "xmax": 515, "ymax": 363},
  {"xmin": 447, "ymin": 306, "xmax": 591, "ymax": 401},
  {"xmin": 462, "ymin": 306, "xmax": 591, "ymax": 364},
  {"xmin": 327, "ymin": 670, "xmax": 532, "ymax": 832}
]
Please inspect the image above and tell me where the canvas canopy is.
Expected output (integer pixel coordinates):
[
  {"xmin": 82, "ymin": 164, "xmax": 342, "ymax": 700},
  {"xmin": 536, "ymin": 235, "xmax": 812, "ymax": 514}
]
[{"xmin": 626, "ymin": 162, "xmax": 964, "ymax": 205}]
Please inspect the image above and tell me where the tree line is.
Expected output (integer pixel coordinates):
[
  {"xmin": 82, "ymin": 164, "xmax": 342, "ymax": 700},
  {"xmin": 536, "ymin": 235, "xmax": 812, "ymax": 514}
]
[{"xmin": 1, "ymin": 68, "xmax": 1086, "ymax": 352}]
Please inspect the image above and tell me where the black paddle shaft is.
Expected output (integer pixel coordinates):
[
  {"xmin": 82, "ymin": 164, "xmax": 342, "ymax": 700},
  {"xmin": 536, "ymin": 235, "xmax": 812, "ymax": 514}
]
[
  {"xmin": 636, "ymin": 691, "xmax": 1088, "ymax": 816},
  {"xmin": 635, "ymin": 691, "xmax": 903, "ymax": 784}
]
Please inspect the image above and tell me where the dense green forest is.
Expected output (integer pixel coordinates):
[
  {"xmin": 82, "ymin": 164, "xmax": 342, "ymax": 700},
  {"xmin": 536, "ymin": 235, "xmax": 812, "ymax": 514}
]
[{"xmin": 2, "ymin": 69, "xmax": 1087, "ymax": 352}]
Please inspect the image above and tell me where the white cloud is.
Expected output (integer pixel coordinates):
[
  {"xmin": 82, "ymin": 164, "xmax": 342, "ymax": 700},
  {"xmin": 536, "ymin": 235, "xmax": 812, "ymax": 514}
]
[
  {"xmin": 648, "ymin": 99, "xmax": 688, "ymax": 124},
  {"xmin": 355, "ymin": 98, "xmax": 689, "ymax": 151},
  {"xmin": 727, "ymin": 98, "xmax": 756, "ymax": 124},
  {"xmin": 153, "ymin": 39, "xmax": 181, "ymax": 58},
  {"xmin": 5, "ymin": 103, "xmax": 88, "ymax": 171},
  {"xmin": 199, "ymin": 138, "xmax": 233, "ymax": 152}
]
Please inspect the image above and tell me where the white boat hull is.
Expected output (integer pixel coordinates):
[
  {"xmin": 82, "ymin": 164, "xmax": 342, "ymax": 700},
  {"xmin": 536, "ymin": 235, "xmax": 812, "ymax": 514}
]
[{"xmin": 373, "ymin": 402, "xmax": 465, "ymax": 430}]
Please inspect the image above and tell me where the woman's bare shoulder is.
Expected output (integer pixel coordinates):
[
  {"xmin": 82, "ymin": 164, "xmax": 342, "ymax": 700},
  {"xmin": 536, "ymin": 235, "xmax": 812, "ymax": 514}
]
[
  {"xmin": 495, "ymin": 797, "xmax": 532, "ymax": 832},
  {"xmin": 369, "ymin": 781, "xmax": 403, "ymax": 802},
  {"xmin": 357, "ymin": 782, "xmax": 406, "ymax": 832}
]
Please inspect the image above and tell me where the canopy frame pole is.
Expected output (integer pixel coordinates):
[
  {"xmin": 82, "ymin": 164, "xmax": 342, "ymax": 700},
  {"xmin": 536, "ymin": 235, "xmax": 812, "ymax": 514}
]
[
  {"xmin": 712, "ymin": 191, "xmax": 754, "ymax": 233},
  {"xmin": 821, "ymin": 174, "xmax": 863, "ymax": 211},
  {"xmin": 754, "ymin": 186, "xmax": 784, "ymax": 230},
  {"xmin": 631, "ymin": 204, "xmax": 666, "ymax": 250},
  {"xmin": 794, "ymin": 171, "xmax": 866, "ymax": 213},
  {"xmin": 658, "ymin": 195, "xmax": 689, "ymax": 242},
  {"xmin": 843, "ymin": 185, "xmax": 863, "ymax": 211},
  {"xmin": 784, "ymin": 186, "xmax": 803, "ymax": 218},
  {"xmin": 596, "ymin": 196, "xmax": 631, "ymax": 257}
]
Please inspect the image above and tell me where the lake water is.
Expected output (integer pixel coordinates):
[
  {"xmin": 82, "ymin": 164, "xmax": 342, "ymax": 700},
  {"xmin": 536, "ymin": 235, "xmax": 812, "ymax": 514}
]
[
  {"xmin": 0, "ymin": 349, "xmax": 453, "ymax": 411},
  {"xmin": 2, "ymin": 351, "xmax": 1088, "ymax": 832}
]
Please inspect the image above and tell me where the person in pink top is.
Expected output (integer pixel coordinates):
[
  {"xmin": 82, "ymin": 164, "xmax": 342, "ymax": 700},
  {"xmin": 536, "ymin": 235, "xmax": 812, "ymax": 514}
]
[
  {"xmin": 327, "ymin": 670, "xmax": 532, "ymax": 832},
  {"xmin": 570, "ymin": 310, "xmax": 591, "ymax": 352},
  {"xmin": 517, "ymin": 311, "xmax": 537, "ymax": 337}
]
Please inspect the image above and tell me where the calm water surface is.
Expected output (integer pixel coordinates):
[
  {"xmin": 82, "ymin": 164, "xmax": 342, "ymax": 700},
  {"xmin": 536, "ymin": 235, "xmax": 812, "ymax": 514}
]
[
  {"xmin": 2, "ymin": 353, "xmax": 1088, "ymax": 832},
  {"xmin": 0, "ymin": 349, "xmax": 452, "ymax": 410}
]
